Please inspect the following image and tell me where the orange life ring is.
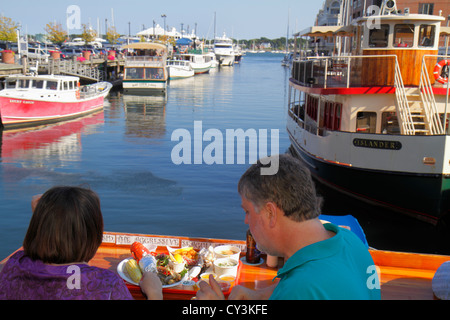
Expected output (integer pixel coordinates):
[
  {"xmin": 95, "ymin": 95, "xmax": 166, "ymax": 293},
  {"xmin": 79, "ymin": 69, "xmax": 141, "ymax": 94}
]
[{"xmin": 433, "ymin": 60, "xmax": 449, "ymax": 84}]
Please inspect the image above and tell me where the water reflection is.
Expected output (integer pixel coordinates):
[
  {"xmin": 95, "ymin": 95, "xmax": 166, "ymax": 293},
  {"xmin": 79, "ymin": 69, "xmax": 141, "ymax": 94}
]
[
  {"xmin": 122, "ymin": 93, "xmax": 167, "ymax": 141},
  {"xmin": 168, "ymin": 67, "xmax": 235, "ymax": 110},
  {"xmin": 1, "ymin": 111, "xmax": 104, "ymax": 166}
]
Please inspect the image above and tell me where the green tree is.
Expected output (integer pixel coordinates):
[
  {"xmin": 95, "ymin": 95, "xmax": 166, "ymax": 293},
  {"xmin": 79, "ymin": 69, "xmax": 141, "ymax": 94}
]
[
  {"xmin": 45, "ymin": 22, "xmax": 67, "ymax": 45},
  {"xmin": 0, "ymin": 16, "xmax": 19, "ymax": 42},
  {"xmin": 106, "ymin": 26, "xmax": 120, "ymax": 44},
  {"xmin": 81, "ymin": 24, "xmax": 96, "ymax": 45}
]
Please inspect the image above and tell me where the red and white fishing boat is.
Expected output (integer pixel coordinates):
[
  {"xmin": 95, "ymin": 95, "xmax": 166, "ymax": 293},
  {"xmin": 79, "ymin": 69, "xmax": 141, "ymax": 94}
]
[{"xmin": 0, "ymin": 74, "xmax": 112, "ymax": 129}]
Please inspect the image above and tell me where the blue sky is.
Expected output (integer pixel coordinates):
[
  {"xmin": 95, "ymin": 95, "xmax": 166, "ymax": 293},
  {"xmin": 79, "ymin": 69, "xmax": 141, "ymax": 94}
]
[{"xmin": 1, "ymin": 0, "xmax": 323, "ymax": 39}]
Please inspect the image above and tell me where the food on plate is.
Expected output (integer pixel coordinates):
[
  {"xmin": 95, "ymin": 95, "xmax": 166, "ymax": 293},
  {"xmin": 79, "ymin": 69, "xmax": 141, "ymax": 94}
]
[
  {"xmin": 173, "ymin": 247, "xmax": 199, "ymax": 266},
  {"xmin": 124, "ymin": 242, "xmax": 212, "ymax": 287},
  {"xmin": 173, "ymin": 253, "xmax": 184, "ymax": 264},
  {"xmin": 199, "ymin": 246, "xmax": 215, "ymax": 269},
  {"xmin": 125, "ymin": 258, "xmax": 143, "ymax": 283},
  {"xmin": 130, "ymin": 241, "xmax": 152, "ymax": 262},
  {"xmin": 155, "ymin": 253, "xmax": 187, "ymax": 285}
]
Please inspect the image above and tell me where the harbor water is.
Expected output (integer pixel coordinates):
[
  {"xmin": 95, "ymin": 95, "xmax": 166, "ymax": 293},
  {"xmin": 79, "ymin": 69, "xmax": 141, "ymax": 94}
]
[{"xmin": 0, "ymin": 53, "xmax": 449, "ymax": 260}]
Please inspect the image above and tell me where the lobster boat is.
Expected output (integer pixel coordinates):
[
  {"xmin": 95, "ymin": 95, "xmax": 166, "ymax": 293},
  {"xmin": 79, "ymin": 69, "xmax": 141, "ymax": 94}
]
[
  {"xmin": 0, "ymin": 74, "xmax": 111, "ymax": 129},
  {"xmin": 287, "ymin": 0, "xmax": 450, "ymax": 226},
  {"xmin": 1, "ymin": 215, "xmax": 449, "ymax": 300}
]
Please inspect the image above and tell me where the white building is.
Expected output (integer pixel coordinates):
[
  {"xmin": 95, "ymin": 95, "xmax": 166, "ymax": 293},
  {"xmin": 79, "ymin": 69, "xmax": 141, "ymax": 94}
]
[
  {"xmin": 316, "ymin": 0, "xmax": 342, "ymax": 26},
  {"xmin": 137, "ymin": 25, "xmax": 197, "ymax": 41}
]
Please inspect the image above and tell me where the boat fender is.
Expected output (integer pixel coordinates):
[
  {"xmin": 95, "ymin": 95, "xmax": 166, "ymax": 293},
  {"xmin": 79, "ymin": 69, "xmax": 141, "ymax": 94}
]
[
  {"xmin": 76, "ymin": 82, "xmax": 81, "ymax": 99},
  {"xmin": 433, "ymin": 60, "xmax": 449, "ymax": 84}
]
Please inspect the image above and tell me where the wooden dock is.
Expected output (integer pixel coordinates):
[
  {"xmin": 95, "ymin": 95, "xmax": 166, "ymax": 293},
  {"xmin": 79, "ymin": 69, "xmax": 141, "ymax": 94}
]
[
  {"xmin": 0, "ymin": 56, "xmax": 124, "ymax": 84},
  {"xmin": 0, "ymin": 63, "xmax": 24, "ymax": 77}
]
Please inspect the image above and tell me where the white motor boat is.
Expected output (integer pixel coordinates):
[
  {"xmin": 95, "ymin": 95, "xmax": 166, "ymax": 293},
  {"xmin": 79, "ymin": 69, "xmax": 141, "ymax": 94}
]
[
  {"xmin": 214, "ymin": 33, "xmax": 235, "ymax": 66},
  {"xmin": 167, "ymin": 60, "xmax": 194, "ymax": 79}
]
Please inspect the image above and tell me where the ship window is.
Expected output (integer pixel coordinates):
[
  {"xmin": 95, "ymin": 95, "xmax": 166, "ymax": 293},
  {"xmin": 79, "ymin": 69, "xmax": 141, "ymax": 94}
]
[
  {"xmin": 322, "ymin": 102, "xmax": 342, "ymax": 131},
  {"xmin": 6, "ymin": 80, "xmax": 16, "ymax": 89},
  {"xmin": 63, "ymin": 82, "xmax": 69, "ymax": 90},
  {"xmin": 381, "ymin": 112, "xmax": 400, "ymax": 134},
  {"xmin": 369, "ymin": 24, "xmax": 389, "ymax": 48},
  {"xmin": 334, "ymin": 103, "xmax": 342, "ymax": 130},
  {"xmin": 418, "ymin": 25, "xmax": 435, "ymax": 47},
  {"xmin": 356, "ymin": 112, "xmax": 376, "ymax": 133},
  {"xmin": 145, "ymin": 68, "xmax": 164, "ymax": 80},
  {"xmin": 31, "ymin": 80, "xmax": 44, "ymax": 89},
  {"xmin": 46, "ymin": 81, "xmax": 58, "ymax": 90},
  {"xmin": 307, "ymin": 95, "xmax": 318, "ymax": 121},
  {"xmin": 394, "ymin": 24, "xmax": 415, "ymax": 48},
  {"xmin": 125, "ymin": 67, "xmax": 144, "ymax": 79},
  {"xmin": 18, "ymin": 79, "xmax": 30, "ymax": 89}
]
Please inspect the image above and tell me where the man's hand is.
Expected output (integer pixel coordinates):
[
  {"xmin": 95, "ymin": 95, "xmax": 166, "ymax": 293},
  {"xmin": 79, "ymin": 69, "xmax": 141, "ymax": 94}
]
[
  {"xmin": 195, "ymin": 274, "xmax": 225, "ymax": 300},
  {"xmin": 140, "ymin": 271, "xmax": 163, "ymax": 300}
]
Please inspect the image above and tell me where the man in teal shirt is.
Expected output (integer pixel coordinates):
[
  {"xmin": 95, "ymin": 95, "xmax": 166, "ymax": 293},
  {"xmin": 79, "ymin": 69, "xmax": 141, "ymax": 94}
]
[
  {"xmin": 195, "ymin": 154, "xmax": 380, "ymax": 300},
  {"xmin": 271, "ymin": 222, "xmax": 380, "ymax": 300}
]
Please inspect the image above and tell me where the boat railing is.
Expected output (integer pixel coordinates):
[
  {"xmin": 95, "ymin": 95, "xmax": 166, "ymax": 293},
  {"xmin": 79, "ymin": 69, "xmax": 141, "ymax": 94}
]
[
  {"xmin": 124, "ymin": 55, "xmax": 166, "ymax": 67},
  {"xmin": 393, "ymin": 56, "xmax": 416, "ymax": 135},
  {"xmin": 291, "ymin": 55, "xmax": 399, "ymax": 89},
  {"xmin": 80, "ymin": 83, "xmax": 105, "ymax": 99},
  {"xmin": 419, "ymin": 55, "xmax": 447, "ymax": 135},
  {"xmin": 290, "ymin": 54, "xmax": 450, "ymax": 136},
  {"xmin": 292, "ymin": 54, "xmax": 450, "ymax": 91}
]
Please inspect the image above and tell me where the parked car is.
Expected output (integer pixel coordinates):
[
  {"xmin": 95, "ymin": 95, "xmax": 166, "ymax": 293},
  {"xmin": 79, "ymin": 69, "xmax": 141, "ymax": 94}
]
[{"xmin": 60, "ymin": 47, "xmax": 83, "ymax": 59}]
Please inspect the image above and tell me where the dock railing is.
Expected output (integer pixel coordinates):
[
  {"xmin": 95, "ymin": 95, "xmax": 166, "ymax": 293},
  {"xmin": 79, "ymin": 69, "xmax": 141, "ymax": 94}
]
[{"xmin": 47, "ymin": 58, "xmax": 105, "ymax": 81}]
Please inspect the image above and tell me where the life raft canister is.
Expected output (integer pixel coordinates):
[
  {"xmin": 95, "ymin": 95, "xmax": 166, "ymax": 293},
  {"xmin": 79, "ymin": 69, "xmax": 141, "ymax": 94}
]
[{"xmin": 433, "ymin": 60, "xmax": 450, "ymax": 84}]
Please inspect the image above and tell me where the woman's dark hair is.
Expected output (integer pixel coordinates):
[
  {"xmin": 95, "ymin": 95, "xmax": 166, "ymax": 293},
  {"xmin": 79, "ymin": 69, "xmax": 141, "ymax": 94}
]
[{"xmin": 23, "ymin": 186, "xmax": 104, "ymax": 264}]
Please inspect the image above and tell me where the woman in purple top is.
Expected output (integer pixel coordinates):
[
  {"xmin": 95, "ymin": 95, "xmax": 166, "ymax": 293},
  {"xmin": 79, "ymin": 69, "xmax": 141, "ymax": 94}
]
[{"xmin": 0, "ymin": 186, "xmax": 134, "ymax": 300}]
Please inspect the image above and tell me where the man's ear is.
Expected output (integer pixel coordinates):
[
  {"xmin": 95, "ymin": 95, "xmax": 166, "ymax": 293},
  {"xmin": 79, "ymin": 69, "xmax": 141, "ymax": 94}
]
[{"xmin": 264, "ymin": 201, "xmax": 279, "ymax": 228}]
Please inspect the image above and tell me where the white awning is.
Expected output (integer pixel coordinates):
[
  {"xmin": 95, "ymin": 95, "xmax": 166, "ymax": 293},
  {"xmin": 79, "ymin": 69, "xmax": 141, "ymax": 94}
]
[
  {"xmin": 441, "ymin": 27, "xmax": 450, "ymax": 36},
  {"xmin": 294, "ymin": 25, "xmax": 354, "ymax": 37},
  {"xmin": 122, "ymin": 42, "xmax": 167, "ymax": 51}
]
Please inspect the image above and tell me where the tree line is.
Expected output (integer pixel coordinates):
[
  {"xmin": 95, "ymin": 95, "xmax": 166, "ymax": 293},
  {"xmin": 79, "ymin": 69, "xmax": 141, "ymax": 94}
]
[{"xmin": 1, "ymin": 15, "xmax": 294, "ymax": 50}]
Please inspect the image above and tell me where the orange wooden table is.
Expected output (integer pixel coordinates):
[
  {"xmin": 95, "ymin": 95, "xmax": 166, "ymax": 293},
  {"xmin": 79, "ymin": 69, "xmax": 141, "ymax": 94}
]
[{"xmin": 1, "ymin": 231, "xmax": 449, "ymax": 300}]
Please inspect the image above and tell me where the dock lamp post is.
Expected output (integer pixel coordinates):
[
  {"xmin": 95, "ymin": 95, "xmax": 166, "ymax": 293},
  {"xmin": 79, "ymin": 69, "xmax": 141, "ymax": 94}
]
[{"xmin": 161, "ymin": 14, "xmax": 166, "ymax": 36}]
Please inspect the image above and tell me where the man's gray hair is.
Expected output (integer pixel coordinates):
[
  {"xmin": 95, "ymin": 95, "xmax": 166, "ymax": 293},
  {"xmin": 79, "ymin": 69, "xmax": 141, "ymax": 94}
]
[{"xmin": 238, "ymin": 154, "xmax": 322, "ymax": 222}]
